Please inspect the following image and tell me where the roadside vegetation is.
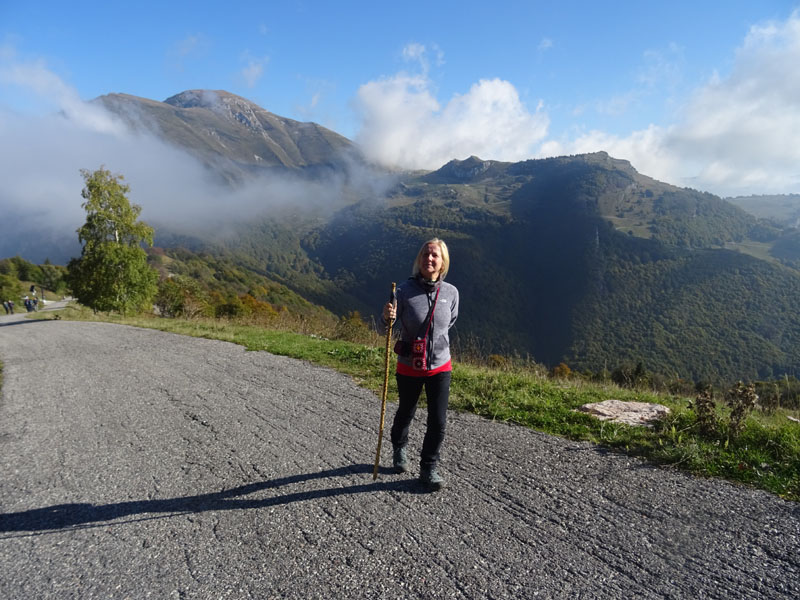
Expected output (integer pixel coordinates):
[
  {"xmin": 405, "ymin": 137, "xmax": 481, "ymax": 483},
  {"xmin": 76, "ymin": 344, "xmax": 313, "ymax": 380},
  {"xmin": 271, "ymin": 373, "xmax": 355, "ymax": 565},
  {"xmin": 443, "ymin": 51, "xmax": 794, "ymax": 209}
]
[{"xmin": 41, "ymin": 303, "xmax": 800, "ymax": 502}]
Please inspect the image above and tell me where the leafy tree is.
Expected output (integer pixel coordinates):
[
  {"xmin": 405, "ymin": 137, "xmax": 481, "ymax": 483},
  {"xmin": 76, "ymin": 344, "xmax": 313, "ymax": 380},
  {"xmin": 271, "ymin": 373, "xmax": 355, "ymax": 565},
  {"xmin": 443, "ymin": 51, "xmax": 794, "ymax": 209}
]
[
  {"xmin": 0, "ymin": 273, "xmax": 22, "ymax": 306},
  {"xmin": 155, "ymin": 276, "xmax": 211, "ymax": 318},
  {"xmin": 33, "ymin": 263, "xmax": 68, "ymax": 294},
  {"xmin": 0, "ymin": 258, "xmax": 18, "ymax": 278},
  {"xmin": 9, "ymin": 256, "xmax": 37, "ymax": 281},
  {"xmin": 67, "ymin": 168, "xmax": 158, "ymax": 314}
]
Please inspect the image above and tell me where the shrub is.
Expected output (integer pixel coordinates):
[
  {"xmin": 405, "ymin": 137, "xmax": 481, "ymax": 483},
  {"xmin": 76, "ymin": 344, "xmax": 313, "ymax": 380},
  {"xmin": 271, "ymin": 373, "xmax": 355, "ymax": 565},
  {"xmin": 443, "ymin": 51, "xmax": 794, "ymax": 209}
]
[
  {"xmin": 693, "ymin": 384, "xmax": 717, "ymax": 437},
  {"xmin": 611, "ymin": 364, "xmax": 635, "ymax": 387},
  {"xmin": 488, "ymin": 354, "xmax": 512, "ymax": 370},
  {"xmin": 551, "ymin": 362, "xmax": 572, "ymax": 379},
  {"xmin": 214, "ymin": 296, "xmax": 245, "ymax": 318},
  {"xmin": 333, "ymin": 311, "xmax": 375, "ymax": 344},
  {"xmin": 725, "ymin": 381, "xmax": 758, "ymax": 439},
  {"xmin": 756, "ymin": 382, "xmax": 781, "ymax": 414},
  {"xmin": 155, "ymin": 276, "xmax": 211, "ymax": 319}
]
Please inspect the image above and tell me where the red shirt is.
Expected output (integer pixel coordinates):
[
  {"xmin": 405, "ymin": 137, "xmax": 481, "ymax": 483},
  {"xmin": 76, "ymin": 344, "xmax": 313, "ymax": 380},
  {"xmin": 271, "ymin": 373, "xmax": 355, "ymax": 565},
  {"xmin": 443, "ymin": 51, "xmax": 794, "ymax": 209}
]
[{"xmin": 396, "ymin": 359, "xmax": 452, "ymax": 377}]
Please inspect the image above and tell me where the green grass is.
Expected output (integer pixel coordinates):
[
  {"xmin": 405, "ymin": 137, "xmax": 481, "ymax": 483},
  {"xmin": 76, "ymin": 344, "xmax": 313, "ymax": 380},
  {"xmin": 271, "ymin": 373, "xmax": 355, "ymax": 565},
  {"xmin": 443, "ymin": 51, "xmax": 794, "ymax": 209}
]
[
  {"xmin": 724, "ymin": 240, "xmax": 777, "ymax": 263},
  {"xmin": 35, "ymin": 305, "xmax": 800, "ymax": 501}
]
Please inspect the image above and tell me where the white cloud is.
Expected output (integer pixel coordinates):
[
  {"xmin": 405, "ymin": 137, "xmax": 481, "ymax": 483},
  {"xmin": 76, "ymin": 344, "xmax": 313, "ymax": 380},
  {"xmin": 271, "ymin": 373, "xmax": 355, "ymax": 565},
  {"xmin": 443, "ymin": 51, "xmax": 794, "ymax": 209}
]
[
  {"xmin": 538, "ymin": 125, "xmax": 680, "ymax": 185},
  {"xmin": 400, "ymin": 42, "xmax": 443, "ymax": 76},
  {"xmin": 540, "ymin": 11, "xmax": 800, "ymax": 196},
  {"xmin": 637, "ymin": 43, "xmax": 684, "ymax": 90},
  {"xmin": 595, "ymin": 91, "xmax": 639, "ymax": 117},
  {"xmin": 431, "ymin": 43, "xmax": 446, "ymax": 67},
  {"xmin": 0, "ymin": 57, "xmax": 123, "ymax": 134},
  {"xmin": 355, "ymin": 74, "xmax": 549, "ymax": 170},
  {"xmin": 663, "ymin": 14, "xmax": 800, "ymax": 192},
  {"xmin": 538, "ymin": 38, "xmax": 553, "ymax": 51},
  {"xmin": 174, "ymin": 34, "xmax": 203, "ymax": 57},
  {"xmin": 240, "ymin": 54, "xmax": 269, "ymax": 88},
  {"xmin": 167, "ymin": 34, "xmax": 209, "ymax": 72},
  {"xmin": 402, "ymin": 43, "xmax": 426, "ymax": 63}
]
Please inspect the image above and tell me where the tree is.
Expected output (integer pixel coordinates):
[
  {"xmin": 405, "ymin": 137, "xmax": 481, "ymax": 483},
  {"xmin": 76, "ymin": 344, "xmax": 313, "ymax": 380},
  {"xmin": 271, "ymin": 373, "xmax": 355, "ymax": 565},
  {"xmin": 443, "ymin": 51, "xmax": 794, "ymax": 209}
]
[
  {"xmin": 0, "ymin": 273, "xmax": 22, "ymax": 305},
  {"xmin": 35, "ymin": 263, "xmax": 68, "ymax": 295},
  {"xmin": 67, "ymin": 167, "xmax": 158, "ymax": 314},
  {"xmin": 154, "ymin": 276, "xmax": 211, "ymax": 318}
]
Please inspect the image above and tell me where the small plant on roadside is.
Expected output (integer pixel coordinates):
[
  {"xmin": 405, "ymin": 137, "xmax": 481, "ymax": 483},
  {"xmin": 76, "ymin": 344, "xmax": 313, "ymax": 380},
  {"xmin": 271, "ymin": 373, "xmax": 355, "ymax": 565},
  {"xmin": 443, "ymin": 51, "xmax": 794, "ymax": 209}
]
[
  {"xmin": 488, "ymin": 354, "xmax": 512, "ymax": 370},
  {"xmin": 551, "ymin": 362, "xmax": 571, "ymax": 379},
  {"xmin": 756, "ymin": 382, "xmax": 781, "ymax": 415},
  {"xmin": 693, "ymin": 384, "xmax": 717, "ymax": 438},
  {"xmin": 725, "ymin": 381, "xmax": 758, "ymax": 439},
  {"xmin": 333, "ymin": 311, "xmax": 378, "ymax": 345}
]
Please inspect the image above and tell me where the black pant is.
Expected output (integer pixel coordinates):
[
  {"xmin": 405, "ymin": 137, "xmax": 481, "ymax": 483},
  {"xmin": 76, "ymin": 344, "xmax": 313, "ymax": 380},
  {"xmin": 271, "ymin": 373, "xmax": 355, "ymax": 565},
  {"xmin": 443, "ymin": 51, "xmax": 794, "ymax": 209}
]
[{"xmin": 390, "ymin": 372, "xmax": 451, "ymax": 468}]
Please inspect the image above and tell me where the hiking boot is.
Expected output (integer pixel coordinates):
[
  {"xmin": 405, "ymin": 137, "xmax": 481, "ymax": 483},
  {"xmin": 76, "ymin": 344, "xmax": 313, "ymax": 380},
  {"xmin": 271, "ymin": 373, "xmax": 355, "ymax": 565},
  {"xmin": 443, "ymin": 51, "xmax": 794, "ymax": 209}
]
[
  {"xmin": 420, "ymin": 466, "xmax": 445, "ymax": 491},
  {"xmin": 392, "ymin": 446, "xmax": 409, "ymax": 473}
]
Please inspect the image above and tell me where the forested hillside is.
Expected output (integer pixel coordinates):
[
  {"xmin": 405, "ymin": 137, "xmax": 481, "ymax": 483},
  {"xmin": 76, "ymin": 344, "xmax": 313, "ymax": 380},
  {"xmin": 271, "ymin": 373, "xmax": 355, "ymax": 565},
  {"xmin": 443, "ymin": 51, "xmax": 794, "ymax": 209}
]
[{"xmin": 194, "ymin": 153, "xmax": 800, "ymax": 383}]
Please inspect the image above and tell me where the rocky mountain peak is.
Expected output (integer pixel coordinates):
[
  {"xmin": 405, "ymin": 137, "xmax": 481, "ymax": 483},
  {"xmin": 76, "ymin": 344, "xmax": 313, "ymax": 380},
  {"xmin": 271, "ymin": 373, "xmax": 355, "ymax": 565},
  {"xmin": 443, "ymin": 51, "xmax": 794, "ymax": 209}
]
[
  {"xmin": 164, "ymin": 89, "xmax": 256, "ymax": 112},
  {"xmin": 164, "ymin": 90, "xmax": 270, "ymax": 133},
  {"xmin": 437, "ymin": 156, "xmax": 493, "ymax": 180}
]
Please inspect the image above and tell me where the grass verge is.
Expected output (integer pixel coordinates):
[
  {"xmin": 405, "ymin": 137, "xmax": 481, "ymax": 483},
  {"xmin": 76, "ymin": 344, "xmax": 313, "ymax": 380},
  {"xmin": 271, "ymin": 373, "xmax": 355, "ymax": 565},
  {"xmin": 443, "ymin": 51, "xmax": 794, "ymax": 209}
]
[{"xmin": 40, "ymin": 305, "xmax": 800, "ymax": 501}]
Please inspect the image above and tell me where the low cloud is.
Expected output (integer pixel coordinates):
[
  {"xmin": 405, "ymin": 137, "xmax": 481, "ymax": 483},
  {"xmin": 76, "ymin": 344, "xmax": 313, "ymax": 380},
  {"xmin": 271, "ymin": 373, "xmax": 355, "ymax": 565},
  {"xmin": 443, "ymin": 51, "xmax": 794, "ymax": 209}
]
[
  {"xmin": 354, "ymin": 73, "xmax": 549, "ymax": 170},
  {"xmin": 0, "ymin": 53, "xmax": 122, "ymax": 134},
  {"xmin": 0, "ymin": 54, "xmax": 381, "ymax": 263}
]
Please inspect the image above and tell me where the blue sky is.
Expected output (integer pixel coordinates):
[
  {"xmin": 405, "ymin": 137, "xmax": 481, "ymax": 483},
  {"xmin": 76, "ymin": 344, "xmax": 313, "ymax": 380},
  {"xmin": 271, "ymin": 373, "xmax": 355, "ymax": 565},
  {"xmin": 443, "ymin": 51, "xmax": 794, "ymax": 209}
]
[{"xmin": 2, "ymin": 0, "xmax": 800, "ymax": 229}]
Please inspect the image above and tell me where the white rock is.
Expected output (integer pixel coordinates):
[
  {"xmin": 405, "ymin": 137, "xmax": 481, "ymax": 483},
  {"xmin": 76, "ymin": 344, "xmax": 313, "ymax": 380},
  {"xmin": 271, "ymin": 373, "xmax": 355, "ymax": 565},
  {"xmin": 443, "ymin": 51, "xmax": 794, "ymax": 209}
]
[{"xmin": 577, "ymin": 399, "xmax": 670, "ymax": 427}]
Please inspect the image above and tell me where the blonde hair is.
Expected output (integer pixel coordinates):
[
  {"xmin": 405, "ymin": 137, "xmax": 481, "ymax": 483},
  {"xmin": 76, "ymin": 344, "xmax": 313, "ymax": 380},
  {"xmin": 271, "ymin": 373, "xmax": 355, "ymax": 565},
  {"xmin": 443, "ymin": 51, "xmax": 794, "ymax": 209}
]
[{"xmin": 412, "ymin": 238, "xmax": 450, "ymax": 280}]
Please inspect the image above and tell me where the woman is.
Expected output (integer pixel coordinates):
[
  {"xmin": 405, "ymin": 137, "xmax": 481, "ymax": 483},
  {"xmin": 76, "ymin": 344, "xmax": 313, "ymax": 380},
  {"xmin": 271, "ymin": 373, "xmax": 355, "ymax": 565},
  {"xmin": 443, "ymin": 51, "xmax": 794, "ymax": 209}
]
[{"xmin": 382, "ymin": 238, "xmax": 459, "ymax": 491}]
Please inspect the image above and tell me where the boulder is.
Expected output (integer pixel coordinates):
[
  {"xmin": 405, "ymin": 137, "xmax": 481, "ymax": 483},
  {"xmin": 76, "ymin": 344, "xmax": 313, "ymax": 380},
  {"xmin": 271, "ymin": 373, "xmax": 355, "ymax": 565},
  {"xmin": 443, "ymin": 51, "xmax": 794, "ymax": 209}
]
[{"xmin": 577, "ymin": 399, "xmax": 670, "ymax": 427}]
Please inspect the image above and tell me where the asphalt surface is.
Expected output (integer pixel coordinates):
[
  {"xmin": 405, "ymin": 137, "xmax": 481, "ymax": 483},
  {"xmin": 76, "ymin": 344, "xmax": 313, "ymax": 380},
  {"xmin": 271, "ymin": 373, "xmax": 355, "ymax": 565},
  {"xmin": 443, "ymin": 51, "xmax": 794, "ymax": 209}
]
[{"xmin": 0, "ymin": 306, "xmax": 798, "ymax": 599}]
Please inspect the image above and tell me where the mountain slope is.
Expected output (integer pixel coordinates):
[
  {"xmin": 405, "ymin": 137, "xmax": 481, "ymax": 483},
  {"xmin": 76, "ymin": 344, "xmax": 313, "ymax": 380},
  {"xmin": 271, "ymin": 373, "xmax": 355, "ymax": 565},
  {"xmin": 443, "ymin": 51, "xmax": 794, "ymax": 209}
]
[
  {"xmin": 96, "ymin": 90, "xmax": 360, "ymax": 184},
  {"xmin": 224, "ymin": 153, "xmax": 800, "ymax": 383}
]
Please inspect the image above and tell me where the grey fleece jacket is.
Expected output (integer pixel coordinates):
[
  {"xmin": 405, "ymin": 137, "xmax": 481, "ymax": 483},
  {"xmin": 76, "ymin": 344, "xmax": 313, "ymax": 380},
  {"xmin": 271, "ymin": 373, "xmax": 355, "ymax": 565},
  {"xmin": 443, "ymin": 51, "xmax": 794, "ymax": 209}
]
[{"xmin": 392, "ymin": 276, "xmax": 459, "ymax": 373}]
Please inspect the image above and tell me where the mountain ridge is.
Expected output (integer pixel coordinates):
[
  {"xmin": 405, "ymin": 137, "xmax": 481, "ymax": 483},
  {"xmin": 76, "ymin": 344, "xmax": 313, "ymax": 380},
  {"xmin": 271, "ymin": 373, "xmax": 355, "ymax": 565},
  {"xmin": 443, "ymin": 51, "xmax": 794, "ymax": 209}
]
[{"xmin": 96, "ymin": 89, "xmax": 361, "ymax": 184}]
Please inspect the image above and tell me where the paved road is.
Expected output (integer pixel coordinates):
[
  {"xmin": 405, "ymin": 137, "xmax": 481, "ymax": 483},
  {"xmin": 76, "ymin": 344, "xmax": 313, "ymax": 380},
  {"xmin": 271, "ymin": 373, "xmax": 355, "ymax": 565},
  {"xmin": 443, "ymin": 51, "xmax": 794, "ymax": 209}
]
[{"xmin": 0, "ymin": 308, "xmax": 798, "ymax": 599}]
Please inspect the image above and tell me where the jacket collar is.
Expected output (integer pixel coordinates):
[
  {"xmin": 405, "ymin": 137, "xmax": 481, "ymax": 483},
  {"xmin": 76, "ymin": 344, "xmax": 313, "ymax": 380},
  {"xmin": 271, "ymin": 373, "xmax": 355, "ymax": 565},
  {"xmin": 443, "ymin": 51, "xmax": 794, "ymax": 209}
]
[{"xmin": 413, "ymin": 274, "xmax": 441, "ymax": 292}]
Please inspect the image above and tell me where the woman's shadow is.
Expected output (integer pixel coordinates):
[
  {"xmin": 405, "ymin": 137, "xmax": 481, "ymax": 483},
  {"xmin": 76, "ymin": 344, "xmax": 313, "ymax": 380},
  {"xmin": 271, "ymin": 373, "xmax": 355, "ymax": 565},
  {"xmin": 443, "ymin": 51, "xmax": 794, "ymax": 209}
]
[{"xmin": 0, "ymin": 463, "xmax": 423, "ymax": 535}]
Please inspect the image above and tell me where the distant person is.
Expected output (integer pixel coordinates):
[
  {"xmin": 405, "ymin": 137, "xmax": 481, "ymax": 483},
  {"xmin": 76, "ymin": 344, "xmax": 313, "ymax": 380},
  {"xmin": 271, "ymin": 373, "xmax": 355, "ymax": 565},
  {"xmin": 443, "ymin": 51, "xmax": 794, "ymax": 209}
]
[
  {"xmin": 382, "ymin": 238, "xmax": 459, "ymax": 491},
  {"xmin": 2, "ymin": 300, "xmax": 9, "ymax": 315},
  {"xmin": 7, "ymin": 300, "xmax": 14, "ymax": 314}
]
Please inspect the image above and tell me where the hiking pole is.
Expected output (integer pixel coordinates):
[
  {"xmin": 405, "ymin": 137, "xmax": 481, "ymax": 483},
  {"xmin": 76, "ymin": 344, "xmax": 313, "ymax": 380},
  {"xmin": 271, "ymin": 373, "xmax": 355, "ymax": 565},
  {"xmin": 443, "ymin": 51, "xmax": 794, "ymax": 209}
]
[{"xmin": 373, "ymin": 282, "xmax": 396, "ymax": 480}]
